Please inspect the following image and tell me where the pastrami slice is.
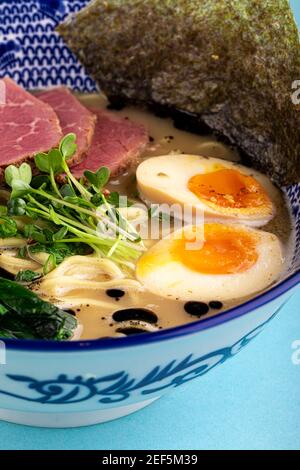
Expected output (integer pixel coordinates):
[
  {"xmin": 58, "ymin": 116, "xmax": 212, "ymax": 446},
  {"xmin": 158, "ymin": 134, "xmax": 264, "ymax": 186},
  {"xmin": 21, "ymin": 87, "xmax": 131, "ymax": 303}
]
[
  {"xmin": 37, "ymin": 87, "xmax": 96, "ymax": 166},
  {"xmin": 70, "ymin": 109, "xmax": 149, "ymax": 178},
  {"xmin": 0, "ymin": 78, "xmax": 62, "ymax": 167}
]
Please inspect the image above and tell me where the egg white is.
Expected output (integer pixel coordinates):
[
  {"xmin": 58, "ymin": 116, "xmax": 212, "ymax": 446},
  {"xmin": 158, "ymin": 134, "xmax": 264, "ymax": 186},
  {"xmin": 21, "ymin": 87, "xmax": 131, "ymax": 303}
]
[
  {"xmin": 136, "ymin": 154, "xmax": 276, "ymax": 227},
  {"xmin": 136, "ymin": 224, "xmax": 284, "ymax": 302}
]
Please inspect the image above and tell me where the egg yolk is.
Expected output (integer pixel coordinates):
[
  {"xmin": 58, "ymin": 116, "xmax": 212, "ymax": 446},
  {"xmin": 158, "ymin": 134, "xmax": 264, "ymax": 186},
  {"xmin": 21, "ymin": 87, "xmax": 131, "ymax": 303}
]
[
  {"xmin": 172, "ymin": 224, "xmax": 258, "ymax": 275},
  {"xmin": 188, "ymin": 169, "xmax": 270, "ymax": 209}
]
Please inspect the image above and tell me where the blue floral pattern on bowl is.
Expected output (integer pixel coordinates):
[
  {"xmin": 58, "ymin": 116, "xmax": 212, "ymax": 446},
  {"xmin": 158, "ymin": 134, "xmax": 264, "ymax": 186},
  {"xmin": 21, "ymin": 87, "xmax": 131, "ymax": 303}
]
[{"xmin": 0, "ymin": 309, "xmax": 280, "ymax": 405}]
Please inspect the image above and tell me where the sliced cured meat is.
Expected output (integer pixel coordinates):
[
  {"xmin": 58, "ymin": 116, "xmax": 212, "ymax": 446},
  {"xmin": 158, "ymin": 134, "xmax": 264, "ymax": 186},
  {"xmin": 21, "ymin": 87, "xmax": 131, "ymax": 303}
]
[
  {"xmin": 0, "ymin": 78, "xmax": 62, "ymax": 167},
  {"xmin": 38, "ymin": 88, "xmax": 96, "ymax": 166},
  {"xmin": 70, "ymin": 109, "xmax": 149, "ymax": 178}
]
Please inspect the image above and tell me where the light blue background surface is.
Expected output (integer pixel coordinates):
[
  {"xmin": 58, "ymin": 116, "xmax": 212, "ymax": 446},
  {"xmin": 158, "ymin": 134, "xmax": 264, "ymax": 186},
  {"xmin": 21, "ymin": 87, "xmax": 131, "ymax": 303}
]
[{"xmin": 0, "ymin": 0, "xmax": 300, "ymax": 451}]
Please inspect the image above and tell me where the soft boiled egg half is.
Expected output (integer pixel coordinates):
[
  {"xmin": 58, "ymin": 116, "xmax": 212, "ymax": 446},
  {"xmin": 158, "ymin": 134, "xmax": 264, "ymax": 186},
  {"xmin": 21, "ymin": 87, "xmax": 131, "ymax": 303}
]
[
  {"xmin": 136, "ymin": 155, "xmax": 275, "ymax": 227},
  {"xmin": 136, "ymin": 223, "xmax": 283, "ymax": 302}
]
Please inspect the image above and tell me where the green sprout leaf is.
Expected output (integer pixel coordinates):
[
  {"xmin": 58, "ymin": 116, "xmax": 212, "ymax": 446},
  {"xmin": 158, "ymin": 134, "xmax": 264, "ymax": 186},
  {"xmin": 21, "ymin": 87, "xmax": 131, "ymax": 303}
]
[
  {"xmin": 8, "ymin": 198, "xmax": 27, "ymax": 217},
  {"xmin": 106, "ymin": 191, "xmax": 120, "ymax": 207},
  {"xmin": 49, "ymin": 206, "xmax": 62, "ymax": 225},
  {"xmin": 91, "ymin": 193, "xmax": 102, "ymax": 206},
  {"xmin": 35, "ymin": 149, "xmax": 64, "ymax": 175},
  {"xmin": 43, "ymin": 253, "xmax": 57, "ymax": 275},
  {"xmin": 0, "ymin": 206, "xmax": 7, "ymax": 216},
  {"xmin": 48, "ymin": 149, "xmax": 64, "ymax": 175},
  {"xmin": 59, "ymin": 133, "xmax": 77, "ymax": 160},
  {"xmin": 34, "ymin": 153, "xmax": 50, "ymax": 173},
  {"xmin": 11, "ymin": 180, "xmax": 31, "ymax": 200},
  {"xmin": 60, "ymin": 184, "xmax": 76, "ymax": 198},
  {"xmin": 29, "ymin": 242, "xmax": 89, "ymax": 265},
  {"xmin": 23, "ymin": 224, "xmax": 47, "ymax": 244},
  {"xmin": 1, "ymin": 132, "xmax": 145, "ymax": 269},
  {"xmin": 18, "ymin": 163, "xmax": 32, "ymax": 185},
  {"xmin": 84, "ymin": 166, "xmax": 110, "ymax": 191},
  {"xmin": 53, "ymin": 226, "xmax": 68, "ymax": 241},
  {"xmin": 5, "ymin": 165, "xmax": 20, "ymax": 187},
  {"xmin": 43, "ymin": 228, "xmax": 55, "ymax": 242},
  {"xmin": 5, "ymin": 163, "xmax": 32, "ymax": 188},
  {"xmin": 0, "ymin": 216, "xmax": 18, "ymax": 238},
  {"xmin": 25, "ymin": 206, "xmax": 39, "ymax": 220},
  {"xmin": 63, "ymin": 196, "xmax": 94, "ymax": 209}
]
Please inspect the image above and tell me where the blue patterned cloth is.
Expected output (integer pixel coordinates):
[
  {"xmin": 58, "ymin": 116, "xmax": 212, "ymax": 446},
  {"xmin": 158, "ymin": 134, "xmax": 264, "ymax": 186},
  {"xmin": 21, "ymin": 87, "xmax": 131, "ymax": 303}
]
[{"xmin": 0, "ymin": 0, "xmax": 96, "ymax": 90}]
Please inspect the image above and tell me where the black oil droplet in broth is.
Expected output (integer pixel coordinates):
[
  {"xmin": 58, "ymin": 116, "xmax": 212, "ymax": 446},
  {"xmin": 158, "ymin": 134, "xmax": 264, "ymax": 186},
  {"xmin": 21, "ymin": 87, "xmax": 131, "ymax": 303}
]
[
  {"xmin": 184, "ymin": 302, "xmax": 209, "ymax": 317},
  {"xmin": 113, "ymin": 308, "xmax": 158, "ymax": 324},
  {"xmin": 106, "ymin": 289, "xmax": 126, "ymax": 299},
  {"xmin": 209, "ymin": 301, "xmax": 223, "ymax": 310}
]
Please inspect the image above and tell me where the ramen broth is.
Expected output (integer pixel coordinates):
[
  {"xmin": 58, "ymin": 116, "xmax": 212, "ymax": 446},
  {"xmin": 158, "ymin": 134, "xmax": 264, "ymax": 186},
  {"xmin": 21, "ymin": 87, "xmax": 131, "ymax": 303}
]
[{"xmin": 51, "ymin": 94, "xmax": 293, "ymax": 340}]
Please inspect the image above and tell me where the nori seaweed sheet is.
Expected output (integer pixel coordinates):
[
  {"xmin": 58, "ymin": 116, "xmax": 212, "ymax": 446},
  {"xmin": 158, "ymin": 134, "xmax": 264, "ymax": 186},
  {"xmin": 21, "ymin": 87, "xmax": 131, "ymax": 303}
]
[{"xmin": 58, "ymin": 0, "xmax": 300, "ymax": 185}]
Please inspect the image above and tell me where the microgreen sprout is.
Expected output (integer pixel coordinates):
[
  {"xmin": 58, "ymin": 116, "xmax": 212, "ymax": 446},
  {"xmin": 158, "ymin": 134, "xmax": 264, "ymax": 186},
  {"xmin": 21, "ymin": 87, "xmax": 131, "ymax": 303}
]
[
  {"xmin": 84, "ymin": 167, "xmax": 110, "ymax": 192},
  {"xmin": 3, "ymin": 134, "xmax": 145, "ymax": 270}
]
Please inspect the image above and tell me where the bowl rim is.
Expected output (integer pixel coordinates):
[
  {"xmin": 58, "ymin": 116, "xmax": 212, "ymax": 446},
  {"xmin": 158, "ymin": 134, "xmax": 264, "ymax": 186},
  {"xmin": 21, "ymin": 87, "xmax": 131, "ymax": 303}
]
[{"xmin": 3, "ymin": 267, "xmax": 300, "ymax": 352}]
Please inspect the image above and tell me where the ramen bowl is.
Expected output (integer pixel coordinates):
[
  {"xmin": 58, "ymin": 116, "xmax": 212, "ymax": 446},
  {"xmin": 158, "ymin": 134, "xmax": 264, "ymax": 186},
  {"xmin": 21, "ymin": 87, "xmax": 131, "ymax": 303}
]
[{"xmin": 0, "ymin": 0, "xmax": 299, "ymax": 428}]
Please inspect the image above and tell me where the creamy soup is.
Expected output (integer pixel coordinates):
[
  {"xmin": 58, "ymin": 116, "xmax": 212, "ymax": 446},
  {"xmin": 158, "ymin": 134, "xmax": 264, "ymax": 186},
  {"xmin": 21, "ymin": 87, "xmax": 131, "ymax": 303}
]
[
  {"xmin": 38, "ymin": 94, "xmax": 291, "ymax": 341},
  {"xmin": 0, "ymin": 82, "xmax": 294, "ymax": 343}
]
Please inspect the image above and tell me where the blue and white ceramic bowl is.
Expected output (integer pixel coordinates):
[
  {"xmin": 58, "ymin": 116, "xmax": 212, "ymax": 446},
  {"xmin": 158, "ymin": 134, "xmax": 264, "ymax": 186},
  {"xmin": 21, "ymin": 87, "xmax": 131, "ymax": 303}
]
[{"xmin": 0, "ymin": 0, "xmax": 299, "ymax": 428}]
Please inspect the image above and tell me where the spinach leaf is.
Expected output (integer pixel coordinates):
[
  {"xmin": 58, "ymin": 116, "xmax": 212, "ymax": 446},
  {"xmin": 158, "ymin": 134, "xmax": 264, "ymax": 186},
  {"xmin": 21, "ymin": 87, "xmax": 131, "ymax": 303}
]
[
  {"xmin": 0, "ymin": 303, "xmax": 8, "ymax": 315},
  {"xmin": 0, "ymin": 315, "xmax": 37, "ymax": 340},
  {"xmin": 0, "ymin": 278, "xmax": 77, "ymax": 340}
]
